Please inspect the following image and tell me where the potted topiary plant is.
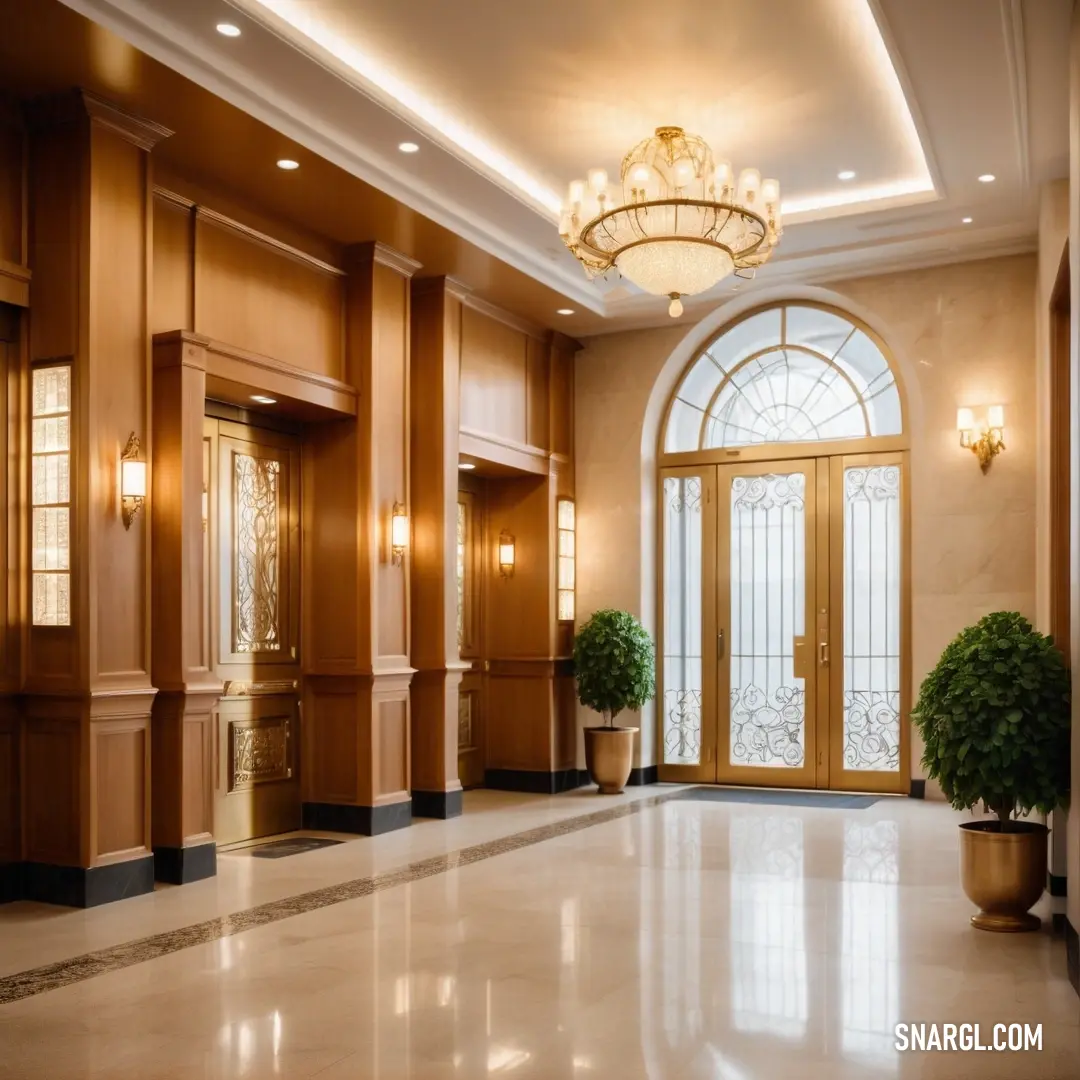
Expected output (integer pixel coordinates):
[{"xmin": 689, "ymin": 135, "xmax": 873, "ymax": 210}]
[
  {"xmin": 912, "ymin": 611, "xmax": 1070, "ymax": 932},
  {"xmin": 573, "ymin": 608, "xmax": 655, "ymax": 794}
]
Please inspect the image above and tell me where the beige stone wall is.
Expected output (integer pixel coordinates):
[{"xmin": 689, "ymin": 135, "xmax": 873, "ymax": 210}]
[{"xmin": 576, "ymin": 255, "xmax": 1039, "ymax": 777}]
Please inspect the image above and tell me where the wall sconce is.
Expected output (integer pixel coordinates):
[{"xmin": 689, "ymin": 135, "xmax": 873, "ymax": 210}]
[
  {"xmin": 957, "ymin": 405, "xmax": 1006, "ymax": 473},
  {"xmin": 498, "ymin": 530, "xmax": 516, "ymax": 578},
  {"xmin": 120, "ymin": 432, "xmax": 146, "ymax": 530},
  {"xmin": 390, "ymin": 502, "xmax": 409, "ymax": 565}
]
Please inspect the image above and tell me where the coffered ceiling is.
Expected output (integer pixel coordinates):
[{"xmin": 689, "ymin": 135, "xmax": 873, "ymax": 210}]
[{"xmin": 43, "ymin": 0, "xmax": 1078, "ymax": 331}]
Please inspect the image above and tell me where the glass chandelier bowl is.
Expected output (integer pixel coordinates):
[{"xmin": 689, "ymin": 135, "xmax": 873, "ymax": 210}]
[{"xmin": 559, "ymin": 126, "xmax": 782, "ymax": 316}]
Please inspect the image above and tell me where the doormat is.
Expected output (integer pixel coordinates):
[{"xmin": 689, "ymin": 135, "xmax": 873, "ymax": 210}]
[
  {"xmin": 246, "ymin": 837, "xmax": 345, "ymax": 859},
  {"xmin": 675, "ymin": 787, "xmax": 880, "ymax": 809}
]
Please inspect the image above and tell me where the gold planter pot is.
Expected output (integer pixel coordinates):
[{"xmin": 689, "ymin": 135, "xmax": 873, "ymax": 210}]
[
  {"xmin": 584, "ymin": 726, "xmax": 636, "ymax": 795},
  {"xmin": 959, "ymin": 820, "xmax": 1048, "ymax": 932}
]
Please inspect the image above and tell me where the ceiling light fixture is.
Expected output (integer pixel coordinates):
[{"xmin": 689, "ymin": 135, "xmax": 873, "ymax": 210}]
[
  {"xmin": 837, "ymin": 170, "xmax": 856, "ymax": 181},
  {"xmin": 458, "ymin": 462, "xmax": 476, "ymax": 471},
  {"xmin": 216, "ymin": 22, "xmax": 242, "ymax": 37},
  {"xmin": 556, "ymin": 308, "xmax": 575, "ymax": 316},
  {"xmin": 398, "ymin": 141, "xmax": 419, "ymax": 153},
  {"xmin": 978, "ymin": 174, "xmax": 995, "ymax": 183},
  {"xmin": 962, "ymin": 217, "xmax": 973, "ymax": 224},
  {"xmin": 560, "ymin": 126, "xmax": 781, "ymax": 317},
  {"xmin": 276, "ymin": 159, "xmax": 299, "ymax": 170},
  {"xmin": 251, "ymin": 394, "xmax": 277, "ymax": 404}
]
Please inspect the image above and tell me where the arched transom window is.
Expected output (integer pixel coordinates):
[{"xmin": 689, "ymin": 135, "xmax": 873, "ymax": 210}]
[{"xmin": 664, "ymin": 303, "xmax": 903, "ymax": 453}]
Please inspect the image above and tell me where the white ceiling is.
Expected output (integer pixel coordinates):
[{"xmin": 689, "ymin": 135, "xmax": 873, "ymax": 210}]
[{"xmin": 61, "ymin": 0, "xmax": 1072, "ymax": 332}]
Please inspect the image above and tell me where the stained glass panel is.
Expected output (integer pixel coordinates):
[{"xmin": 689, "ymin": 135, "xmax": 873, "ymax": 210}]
[
  {"xmin": 664, "ymin": 304, "xmax": 902, "ymax": 452},
  {"xmin": 662, "ymin": 476, "xmax": 703, "ymax": 765},
  {"xmin": 234, "ymin": 453, "xmax": 281, "ymax": 653},
  {"xmin": 843, "ymin": 465, "xmax": 901, "ymax": 772},
  {"xmin": 729, "ymin": 473, "xmax": 806, "ymax": 768},
  {"xmin": 31, "ymin": 365, "xmax": 72, "ymax": 626}
]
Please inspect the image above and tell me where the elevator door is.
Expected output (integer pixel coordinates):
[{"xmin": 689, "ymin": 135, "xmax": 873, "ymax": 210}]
[
  {"xmin": 659, "ymin": 452, "xmax": 908, "ymax": 793},
  {"xmin": 206, "ymin": 418, "xmax": 302, "ymax": 845}
]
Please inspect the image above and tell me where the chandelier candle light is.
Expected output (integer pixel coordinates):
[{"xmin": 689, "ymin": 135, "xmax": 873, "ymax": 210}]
[{"xmin": 560, "ymin": 126, "xmax": 782, "ymax": 316}]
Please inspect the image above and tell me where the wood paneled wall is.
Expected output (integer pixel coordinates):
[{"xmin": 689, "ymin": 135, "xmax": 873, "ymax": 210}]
[
  {"xmin": 16, "ymin": 90, "xmax": 162, "ymax": 903},
  {"xmin": 152, "ymin": 189, "xmax": 346, "ymax": 382}
]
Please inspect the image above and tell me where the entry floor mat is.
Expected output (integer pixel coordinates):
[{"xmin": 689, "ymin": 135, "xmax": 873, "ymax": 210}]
[
  {"xmin": 243, "ymin": 837, "xmax": 345, "ymax": 859},
  {"xmin": 675, "ymin": 786, "xmax": 881, "ymax": 809}
]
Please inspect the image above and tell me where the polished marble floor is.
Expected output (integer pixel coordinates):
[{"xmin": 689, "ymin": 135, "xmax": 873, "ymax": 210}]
[{"xmin": 0, "ymin": 788, "xmax": 1077, "ymax": 1078}]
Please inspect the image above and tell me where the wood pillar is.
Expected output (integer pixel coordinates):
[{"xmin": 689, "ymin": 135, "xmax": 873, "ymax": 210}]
[
  {"xmin": 408, "ymin": 277, "xmax": 467, "ymax": 817},
  {"xmin": 149, "ymin": 331, "xmax": 221, "ymax": 882},
  {"xmin": 20, "ymin": 91, "xmax": 169, "ymax": 906},
  {"xmin": 483, "ymin": 333, "xmax": 579, "ymax": 792},
  {"xmin": 302, "ymin": 242, "xmax": 419, "ymax": 835}
]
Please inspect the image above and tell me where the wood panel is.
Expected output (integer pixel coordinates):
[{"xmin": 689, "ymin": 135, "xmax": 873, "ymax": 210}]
[
  {"xmin": 484, "ymin": 664, "xmax": 556, "ymax": 772},
  {"xmin": 88, "ymin": 124, "xmax": 150, "ymax": 688},
  {"xmin": 484, "ymin": 474, "xmax": 554, "ymax": 659},
  {"xmin": 22, "ymin": 715, "xmax": 80, "ymax": 865},
  {"xmin": 1050, "ymin": 247, "xmax": 1070, "ymax": 660},
  {"xmin": 0, "ymin": 700, "xmax": 18, "ymax": 869},
  {"xmin": 152, "ymin": 193, "xmax": 193, "ymax": 332},
  {"xmin": 303, "ymin": 679, "xmax": 360, "ymax": 803},
  {"xmin": 194, "ymin": 212, "xmax": 345, "ymax": 381},
  {"xmin": 460, "ymin": 305, "xmax": 529, "ymax": 445},
  {"xmin": 377, "ymin": 698, "xmax": 409, "ymax": 796},
  {"xmin": 0, "ymin": 97, "xmax": 28, "ymax": 306},
  {"xmin": 92, "ymin": 722, "xmax": 148, "ymax": 858}
]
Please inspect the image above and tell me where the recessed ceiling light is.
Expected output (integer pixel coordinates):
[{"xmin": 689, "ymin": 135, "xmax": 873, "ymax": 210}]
[
  {"xmin": 216, "ymin": 22, "xmax": 241, "ymax": 37},
  {"xmin": 962, "ymin": 216, "xmax": 973, "ymax": 224},
  {"xmin": 458, "ymin": 462, "xmax": 476, "ymax": 471},
  {"xmin": 398, "ymin": 142, "xmax": 420, "ymax": 154},
  {"xmin": 837, "ymin": 170, "xmax": 856, "ymax": 181},
  {"xmin": 251, "ymin": 395, "xmax": 277, "ymax": 405},
  {"xmin": 556, "ymin": 308, "xmax": 575, "ymax": 316},
  {"xmin": 276, "ymin": 159, "xmax": 299, "ymax": 171},
  {"xmin": 978, "ymin": 174, "xmax": 995, "ymax": 183}
]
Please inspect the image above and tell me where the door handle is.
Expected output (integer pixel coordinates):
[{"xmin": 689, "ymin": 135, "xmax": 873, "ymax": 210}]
[
  {"xmin": 819, "ymin": 640, "xmax": 830, "ymax": 666},
  {"xmin": 717, "ymin": 630, "xmax": 726, "ymax": 660}
]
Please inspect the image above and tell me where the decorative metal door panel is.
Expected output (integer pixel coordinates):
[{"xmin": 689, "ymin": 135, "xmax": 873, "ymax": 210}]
[
  {"xmin": 206, "ymin": 417, "xmax": 303, "ymax": 844},
  {"xmin": 716, "ymin": 460, "xmax": 819, "ymax": 788}
]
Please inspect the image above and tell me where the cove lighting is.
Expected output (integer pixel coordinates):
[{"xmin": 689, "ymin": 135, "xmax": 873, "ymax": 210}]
[
  {"xmin": 276, "ymin": 158, "xmax": 299, "ymax": 170},
  {"xmin": 837, "ymin": 170, "xmax": 856, "ymax": 181},
  {"xmin": 251, "ymin": 395, "xmax": 277, "ymax": 404},
  {"xmin": 978, "ymin": 174, "xmax": 995, "ymax": 183},
  {"xmin": 216, "ymin": 22, "xmax": 242, "ymax": 37},
  {"xmin": 398, "ymin": 141, "xmax": 419, "ymax": 153},
  {"xmin": 243, "ymin": 0, "xmax": 933, "ymax": 223}
]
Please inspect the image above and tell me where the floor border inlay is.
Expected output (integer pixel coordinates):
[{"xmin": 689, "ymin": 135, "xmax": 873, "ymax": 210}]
[{"xmin": 0, "ymin": 789, "xmax": 683, "ymax": 1005}]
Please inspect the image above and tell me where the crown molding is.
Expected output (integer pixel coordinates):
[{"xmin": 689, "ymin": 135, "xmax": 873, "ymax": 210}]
[
  {"xmin": 1000, "ymin": 0, "xmax": 1032, "ymax": 192},
  {"xmin": 25, "ymin": 88, "xmax": 173, "ymax": 150},
  {"xmin": 349, "ymin": 241, "xmax": 423, "ymax": 279}
]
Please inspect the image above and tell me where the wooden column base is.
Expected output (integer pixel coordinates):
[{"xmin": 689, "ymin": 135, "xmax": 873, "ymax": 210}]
[
  {"xmin": 410, "ymin": 669, "xmax": 463, "ymax": 820},
  {"xmin": 151, "ymin": 689, "xmax": 220, "ymax": 884},
  {"xmin": 302, "ymin": 672, "xmax": 414, "ymax": 836},
  {"xmin": 20, "ymin": 691, "xmax": 156, "ymax": 907}
]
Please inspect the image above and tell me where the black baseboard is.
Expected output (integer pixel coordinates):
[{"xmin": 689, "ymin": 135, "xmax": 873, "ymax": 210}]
[
  {"xmin": 412, "ymin": 789, "xmax": 464, "ymax": 820},
  {"xmin": 20, "ymin": 855, "xmax": 155, "ymax": 908},
  {"xmin": 0, "ymin": 861, "xmax": 20, "ymax": 904},
  {"xmin": 1050, "ymin": 873, "xmax": 1068, "ymax": 898},
  {"xmin": 302, "ymin": 799, "xmax": 412, "ymax": 836},
  {"xmin": 154, "ymin": 842, "xmax": 217, "ymax": 886},
  {"xmin": 484, "ymin": 768, "xmax": 587, "ymax": 795},
  {"xmin": 1067, "ymin": 918, "xmax": 1079, "ymax": 998},
  {"xmin": 627, "ymin": 765, "xmax": 659, "ymax": 786},
  {"xmin": 909, "ymin": 779, "xmax": 926, "ymax": 799}
]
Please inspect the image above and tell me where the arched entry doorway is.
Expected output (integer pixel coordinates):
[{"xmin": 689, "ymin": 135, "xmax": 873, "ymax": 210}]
[{"xmin": 657, "ymin": 301, "xmax": 910, "ymax": 793}]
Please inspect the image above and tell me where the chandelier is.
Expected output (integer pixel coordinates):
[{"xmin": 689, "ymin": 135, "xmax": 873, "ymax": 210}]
[{"xmin": 559, "ymin": 126, "xmax": 782, "ymax": 316}]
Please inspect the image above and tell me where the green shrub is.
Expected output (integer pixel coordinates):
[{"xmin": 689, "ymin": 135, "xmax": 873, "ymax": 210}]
[
  {"xmin": 912, "ymin": 611, "xmax": 1070, "ymax": 827},
  {"xmin": 573, "ymin": 609, "xmax": 655, "ymax": 726}
]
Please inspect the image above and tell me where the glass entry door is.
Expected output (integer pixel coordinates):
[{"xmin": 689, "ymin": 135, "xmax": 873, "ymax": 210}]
[
  {"xmin": 717, "ymin": 460, "xmax": 820, "ymax": 788},
  {"xmin": 659, "ymin": 452, "xmax": 908, "ymax": 794}
]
